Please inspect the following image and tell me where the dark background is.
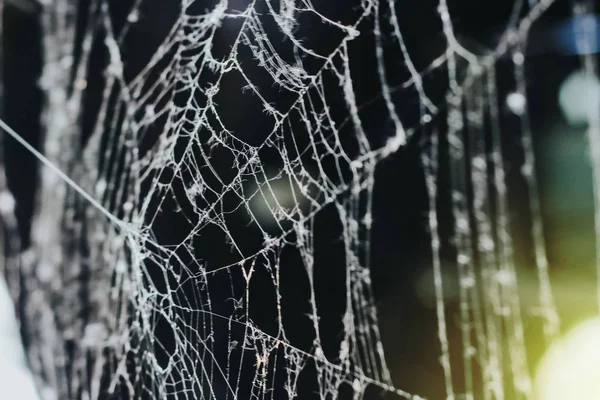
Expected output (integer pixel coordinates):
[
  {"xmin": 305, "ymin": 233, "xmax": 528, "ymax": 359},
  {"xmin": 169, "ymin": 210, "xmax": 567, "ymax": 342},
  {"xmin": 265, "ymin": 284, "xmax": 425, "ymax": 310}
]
[{"xmin": 2, "ymin": 0, "xmax": 595, "ymax": 399}]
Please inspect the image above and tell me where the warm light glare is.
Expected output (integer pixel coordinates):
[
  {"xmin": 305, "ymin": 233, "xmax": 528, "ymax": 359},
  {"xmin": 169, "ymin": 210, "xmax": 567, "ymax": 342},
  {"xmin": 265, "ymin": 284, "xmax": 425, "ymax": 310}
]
[{"xmin": 534, "ymin": 318, "xmax": 600, "ymax": 400}]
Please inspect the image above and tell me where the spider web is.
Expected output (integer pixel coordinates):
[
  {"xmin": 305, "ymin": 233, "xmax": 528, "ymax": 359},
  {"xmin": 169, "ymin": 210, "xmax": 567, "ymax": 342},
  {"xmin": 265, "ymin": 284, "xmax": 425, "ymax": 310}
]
[{"xmin": 1, "ymin": 0, "xmax": 599, "ymax": 399}]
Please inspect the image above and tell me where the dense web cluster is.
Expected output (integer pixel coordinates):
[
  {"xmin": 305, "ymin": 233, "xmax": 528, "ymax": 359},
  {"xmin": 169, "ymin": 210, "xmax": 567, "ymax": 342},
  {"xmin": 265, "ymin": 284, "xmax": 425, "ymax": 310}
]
[{"xmin": 1, "ymin": 0, "xmax": 599, "ymax": 399}]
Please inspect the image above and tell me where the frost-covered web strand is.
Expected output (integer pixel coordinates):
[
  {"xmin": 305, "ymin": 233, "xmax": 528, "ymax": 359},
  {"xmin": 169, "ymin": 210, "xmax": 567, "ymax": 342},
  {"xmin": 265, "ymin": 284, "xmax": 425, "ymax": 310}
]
[
  {"xmin": 486, "ymin": 65, "xmax": 513, "ymax": 400},
  {"xmin": 421, "ymin": 124, "xmax": 455, "ymax": 400},
  {"xmin": 465, "ymin": 81, "xmax": 501, "ymax": 400},
  {"xmin": 512, "ymin": 43, "xmax": 560, "ymax": 343},
  {"xmin": 373, "ymin": 0, "xmax": 405, "ymax": 145}
]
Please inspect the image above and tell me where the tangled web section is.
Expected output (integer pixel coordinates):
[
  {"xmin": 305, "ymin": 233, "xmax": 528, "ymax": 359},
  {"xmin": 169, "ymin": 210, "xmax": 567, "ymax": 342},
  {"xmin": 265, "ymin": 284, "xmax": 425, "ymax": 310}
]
[{"xmin": 1, "ymin": 0, "xmax": 598, "ymax": 399}]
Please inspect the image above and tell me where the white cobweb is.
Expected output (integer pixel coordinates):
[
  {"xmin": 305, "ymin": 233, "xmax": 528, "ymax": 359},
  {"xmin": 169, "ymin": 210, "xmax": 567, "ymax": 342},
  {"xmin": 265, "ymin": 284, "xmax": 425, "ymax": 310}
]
[{"xmin": 0, "ymin": 0, "xmax": 599, "ymax": 399}]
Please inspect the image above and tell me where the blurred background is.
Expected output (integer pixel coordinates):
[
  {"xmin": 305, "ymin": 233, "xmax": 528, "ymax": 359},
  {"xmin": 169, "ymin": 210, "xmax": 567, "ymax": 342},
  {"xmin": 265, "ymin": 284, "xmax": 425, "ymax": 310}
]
[{"xmin": 1, "ymin": 0, "xmax": 600, "ymax": 399}]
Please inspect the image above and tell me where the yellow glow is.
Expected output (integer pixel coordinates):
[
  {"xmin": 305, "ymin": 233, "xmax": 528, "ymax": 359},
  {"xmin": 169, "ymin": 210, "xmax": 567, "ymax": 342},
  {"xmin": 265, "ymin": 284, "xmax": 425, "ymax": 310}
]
[{"xmin": 534, "ymin": 318, "xmax": 600, "ymax": 400}]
